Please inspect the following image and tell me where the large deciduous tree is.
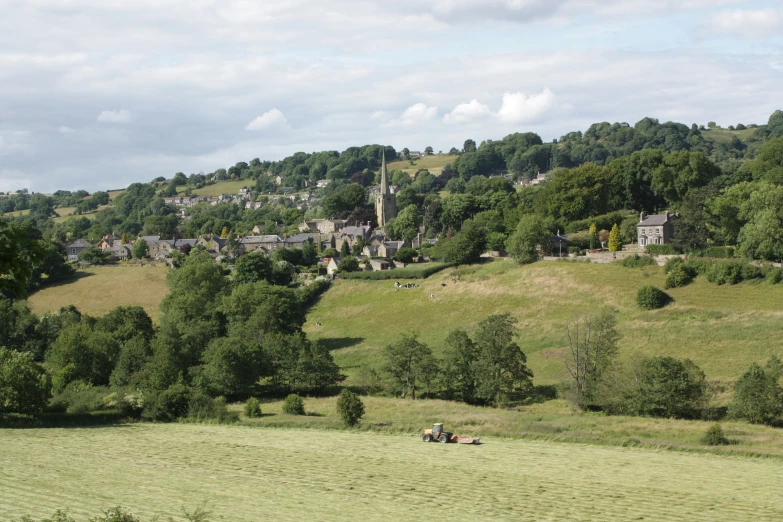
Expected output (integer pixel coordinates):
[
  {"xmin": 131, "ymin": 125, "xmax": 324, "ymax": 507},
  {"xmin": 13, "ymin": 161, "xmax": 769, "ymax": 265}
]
[{"xmin": 383, "ymin": 334, "xmax": 439, "ymax": 400}]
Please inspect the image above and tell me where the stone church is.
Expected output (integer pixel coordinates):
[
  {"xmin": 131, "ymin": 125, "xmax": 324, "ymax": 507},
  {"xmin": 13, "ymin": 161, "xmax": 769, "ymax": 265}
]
[{"xmin": 375, "ymin": 150, "xmax": 397, "ymax": 227}]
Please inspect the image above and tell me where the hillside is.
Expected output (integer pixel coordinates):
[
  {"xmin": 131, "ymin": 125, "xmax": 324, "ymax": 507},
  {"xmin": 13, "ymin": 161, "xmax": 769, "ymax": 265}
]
[
  {"xmin": 386, "ymin": 154, "xmax": 454, "ymax": 176},
  {"xmin": 3, "ymin": 422, "xmax": 782, "ymax": 520},
  {"xmin": 304, "ymin": 260, "xmax": 783, "ymax": 386},
  {"xmin": 27, "ymin": 265, "xmax": 169, "ymax": 321}
]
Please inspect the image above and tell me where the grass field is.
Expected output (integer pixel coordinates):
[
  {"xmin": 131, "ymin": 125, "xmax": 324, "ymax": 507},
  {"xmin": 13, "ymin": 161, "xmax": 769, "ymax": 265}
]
[
  {"xmin": 387, "ymin": 154, "xmax": 455, "ymax": 175},
  {"xmin": 1, "ymin": 208, "xmax": 30, "ymax": 218},
  {"xmin": 3, "ymin": 423, "xmax": 783, "ymax": 521},
  {"xmin": 306, "ymin": 260, "xmax": 783, "ymax": 385},
  {"xmin": 180, "ymin": 180, "xmax": 251, "ymax": 197},
  {"xmin": 27, "ymin": 265, "xmax": 169, "ymax": 322}
]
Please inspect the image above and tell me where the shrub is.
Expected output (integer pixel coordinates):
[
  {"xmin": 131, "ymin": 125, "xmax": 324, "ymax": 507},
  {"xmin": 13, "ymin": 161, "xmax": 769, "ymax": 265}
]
[
  {"xmin": 282, "ymin": 394, "xmax": 305, "ymax": 415},
  {"xmin": 705, "ymin": 261, "xmax": 744, "ymax": 285},
  {"xmin": 703, "ymin": 246, "xmax": 735, "ymax": 259},
  {"xmin": 337, "ymin": 257, "xmax": 359, "ymax": 272},
  {"xmin": 186, "ymin": 390, "xmax": 235, "ymax": 423},
  {"xmin": 728, "ymin": 363, "xmax": 782, "ymax": 425},
  {"xmin": 336, "ymin": 389, "xmax": 365, "ymax": 427},
  {"xmin": 619, "ymin": 254, "xmax": 655, "ymax": 268},
  {"xmin": 394, "ymin": 247, "xmax": 418, "ymax": 263},
  {"xmin": 244, "ymin": 397, "xmax": 262, "ymax": 418},
  {"xmin": 645, "ymin": 244, "xmax": 679, "ymax": 255},
  {"xmin": 766, "ymin": 268, "xmax": 783, "ymax": 284},
  {"xmin": 701, "ymin": 424, "xmax": 729, "ymax": 446},
  {"xmin": 665, "ymin": 264, "xmax": 696, "ymax": 289},
  {"xmin": 636, "ymin": 286, "xmax": 672, "ymax": 310},
  {"xmin": 663, "ymin": 257, "xmax": 685, "ymax": 273},
  {"xmin": 142, "ymin": 383, "xmax": 190, "ymax": 422}
]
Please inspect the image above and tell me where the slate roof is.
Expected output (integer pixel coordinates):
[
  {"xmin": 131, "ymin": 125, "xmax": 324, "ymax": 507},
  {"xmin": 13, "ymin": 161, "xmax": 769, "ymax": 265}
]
[
  {"xmin": 639, "ymin": 214, "xmax": 670, "ymax": 226},
  {"xmin": 67, "ymin": 239, "xmax": 91, "ymax": 248},
  {"xmin": 240, "ymin": 235, "xmax": 283, "ymax": 244}
]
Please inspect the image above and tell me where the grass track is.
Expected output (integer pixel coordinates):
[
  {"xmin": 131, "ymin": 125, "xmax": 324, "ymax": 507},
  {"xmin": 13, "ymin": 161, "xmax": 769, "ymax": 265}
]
[
  {"xmin": 27, "ymin": 265, "xmax": 169, "ymax": 321},
  {"xmin": 306, "ymin": 260, "xmax": 783, "ymax": 385},
  {"xmin": 2, "ymin": 423, "xmax": 782, "ymax": 521}
]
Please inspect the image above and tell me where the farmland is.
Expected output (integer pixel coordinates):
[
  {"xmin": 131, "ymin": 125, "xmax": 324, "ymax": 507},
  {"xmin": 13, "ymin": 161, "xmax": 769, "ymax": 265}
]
[
  {"xmin": 27, "ymin": 265, "xmax": 169, "ymax": 322},
  {"xmin": 305, "ymin": 260, "xmax": 783, "ymax": 386},
  {"xmin": 2, "ymin": 422, "xmax": 783, "ymax": 521},
  {"xmin": 179, "ymin": 180, "xmax": 252, "ymax": 197},
  {"xmin": 386, "ymin": 153, "xmax": 454, "ymax": 175}
]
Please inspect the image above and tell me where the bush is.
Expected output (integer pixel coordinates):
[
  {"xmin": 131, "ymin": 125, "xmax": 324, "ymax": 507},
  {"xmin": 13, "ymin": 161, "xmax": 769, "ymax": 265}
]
[
  {"xmin": 142, "ymin": 383, "xmax": 190, "ymax": 422},
  {"xmin": 636, "ymin": 286, "xmax": 672, "ymax": 310},
  {"xmin": 186, "ymin": 391, "xmax": 236, "ymax": 423},
  {"xmin": 665, "ymin": 264, "xmax": 696, "ymax": 289},
  {"xmin": 645, "ymin": 244, "xmax": 679, "ymax": 255},
  {"xmin": 336, "ymin": 389, "xmax": 365, "ymax": 427},
  {"xmin": 703, "ymin": 246, "xmax": 735, "ymax": 259},
  {"xmin": 701, "ymin": 424, "xmax": 730, "ymax": 446},
  {"xmin": 244, "ymin": 397, "xmax": 262, "ymax": 418},
  {"xmin": 394, "ymin": 247, "xmax": 418, "ymax": 264},
  {"xmin": 728, "ymin": 363, "xmax": 782, "ymax": 425},
  {"xmin": 664, "ymin": 257, "xmax": 685, "ymax": 273},
  {"xmin": 619, "ymin": 254, "xmax": 655, "ymax": 268},
  {"xmin": 766, "ymin": 268, "xmax": 783, "ymax": 284},
  {"xmin": 282, "ymin": 394, "xmax": 305, "ymax": 415},
  {"xmin": 705, "ymin": 261, "xmax": 745, "ymax": 285},
  {"xmin": 337, "ymin": 257, "xmax": 359, "ymax": 272}
]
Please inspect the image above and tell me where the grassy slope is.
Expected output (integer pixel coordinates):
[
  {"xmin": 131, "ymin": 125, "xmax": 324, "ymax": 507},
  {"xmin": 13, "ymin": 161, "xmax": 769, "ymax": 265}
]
[
  {"xmin": 27, "ymin": 265, "xmax": 170, "ymax": 322},
  {"xmin": 305, "ymin": 261, "xmax": 783, "ymax": 385},
  {"xmin": 180, "ymin": 180, "xmax": 251, "ymax": 197},
  {"xmin": 386, "ymin": 154, "xmax": 455, "ymax": 175},
  {"xmin": 2, "ymin": 423, "xmax": 782, "ymax": 521}
]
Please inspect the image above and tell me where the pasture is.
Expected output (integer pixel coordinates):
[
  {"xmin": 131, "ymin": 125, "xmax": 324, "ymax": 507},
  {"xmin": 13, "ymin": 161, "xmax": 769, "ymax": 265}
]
[
  {"xmin": 27, "ymin": 265, "xmax": 169, "ymax": 322},
  {"xmin": 305, "ymin": 260, "xmax": 783, "ymax": 385},
  {"xmin": 386, "ymin": 153, "xmax": 454, "ymax": 175},
  {"xmin": 180, "ymin": 180, "xmax": 251, "ymax": 197},
  {"xmin": 2, "ymin": 423, "xmax": 782, "ymax": 521}
]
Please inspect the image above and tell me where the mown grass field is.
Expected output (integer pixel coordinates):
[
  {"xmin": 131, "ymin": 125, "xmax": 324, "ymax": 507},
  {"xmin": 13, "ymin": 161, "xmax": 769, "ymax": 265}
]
[
  {"xmin": 2, "ymin": 422, "xmax": 783, "ymax": 521},
  {"xmin": 305, "ymin": 260, "xmax": 783, "ymax": 386},
  {"xmin": 387, "ymin": 154, "xmax": 455, "ymax": 175},
  {"xmin": 180, "ymin": 180, "xmax": 251, "ymax": 197},
  {"xmin": 27, "ymin": 265, "xmax": 169, "ymax": 322}
]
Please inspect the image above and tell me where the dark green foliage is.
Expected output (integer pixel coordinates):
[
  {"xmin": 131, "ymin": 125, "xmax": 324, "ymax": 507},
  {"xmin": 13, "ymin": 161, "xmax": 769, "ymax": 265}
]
[
  {"xmin": 186, "ymin": 391, "xmax": 235, "ymax": 423},
  {"xmin": 441, "ymin": 329, "xmax": 479, "ymax": 403},
  {"xmin": 665, "ymin": 264, "xmax": 696, "ymax": 289},
  {"xmin": 46, "ymin": 323, "xmax": 121, "ymax": 391},
  {"xmin": 142, "ymin": 382, "xmax": 190, "ymax": 421},
  {"xmin": 645, "ymin": 244, "xmax": 679, "ymax": 255},
  {"xmin": 394, "ymin": 247, "xmax": 418, "ymax": 263},
  {"xmin": 636, "ymin": 286, "xmax": 672, "ymax": 310},
  {"xmin": 383, "ymin": 334, "xmax": 440, "ymax": 400},
  {"xmin": 337, "ymin": 257, "xmax": 359, "ymax": 272},
  {"xmin": 282, "ymin": 394, "xmax": 305, "ymax": 415},
  {"xmin": 701, "ymin": 424, "xmax": 730, "ymax": 446},
  {"xmin": 78, "ymin": 246, "xmax": 109, "ymax": 265},
  {"xmin": 704, "ymin": 261, "xmax": 762, "ymax": 285},
  {"xmin": 222, "ymin": 281, "xmax": 304, "ymax": 338},
  {"xmin": 766, "ymin": 268, "xmax": 783, "ymax": 284},
  {"xmin": 28, "ymin": 241, "xmax": 75, "ymax": 291},
  {"xmin": 131, "ymin": 239, "xmax": 148, "ymax": 259},
  {"xmin": 702, "ymin": 246, "xmax": 735, "ymax": 259},
  {"xmin": 244, "ymin": 397, "xmax": 262, "ymax": 418},
  {"xmin": 506, "ymin": 214, "xmax": 552, "ymax": 264},
  {"xmin": 611, "ymin": 357, "xmax": 706, "ymax": 419},
  {"xmin": 0, "ymin": 221, "xmax": 46, "ymax": 299},
  {"xmin": 109, "ymin": 336, "xmax": 152, "ymax": 387},
  {"xmin": 232, "ymin": 252, "xmax": 273, "ymax": 286},
  {"xmin": 564, "ymin": 211, "xmax": 633, "ymax": 234},
  {"xmin": 0, "ymin": 347, "xmax": 51, "ymax": 415},
  {"xmin": 198, "ymin": 336, "xmax": 266, "ymax": 397},
  {"xmin": 436, "ymin": 220, "xmax": 486, "ymax": 265},
  {"xmin": 663, "ymin": 257, "xmax": 685, "ymax": 273},
  {"xmin": 297, "ymin": 278, "xmax": 331, "ymax": 306},
  {"xmin": 728, "ymin": 363, "xmax": 782, "ymax": 425},
  {"xmin": 472, "ymin": 314, "xmax": 533, "ymax": 405},
  {"xmin": 619, "ymin": 254, "xmax": 655, "ymax": 268},
  {"xmin": 95, "ymin": 306, "xmax": 154, "ymax": 344},
  {"xmin": 336, "ymin": 389, "xmax": 365, "ymax": 427}
]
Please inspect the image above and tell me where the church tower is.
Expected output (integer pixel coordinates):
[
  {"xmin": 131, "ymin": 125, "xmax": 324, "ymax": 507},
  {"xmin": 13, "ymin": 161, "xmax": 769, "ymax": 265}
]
[{"xmin": 375, "ymin": 149, "xmax": 397, "ymax": 227}]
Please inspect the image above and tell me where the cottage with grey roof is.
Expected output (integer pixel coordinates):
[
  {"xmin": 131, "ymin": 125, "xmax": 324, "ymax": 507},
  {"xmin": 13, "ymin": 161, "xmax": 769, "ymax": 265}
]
[{"xmin": 637, "ymin": 211, "xmax": 678, "ymax": 249}]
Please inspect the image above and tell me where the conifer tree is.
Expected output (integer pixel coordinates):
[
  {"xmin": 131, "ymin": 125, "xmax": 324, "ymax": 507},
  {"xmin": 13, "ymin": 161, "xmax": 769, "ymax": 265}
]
[{"xmin": 608, "ymin": 224, "xmax": 622, "ymax": 252}]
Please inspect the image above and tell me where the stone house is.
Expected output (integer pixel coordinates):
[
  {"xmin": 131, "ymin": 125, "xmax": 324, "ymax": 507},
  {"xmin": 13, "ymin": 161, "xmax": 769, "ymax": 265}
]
[
  {"xmin": 240, "ymin": 235, "xmax": 284, "ymax": 253},
  {"xmin": 104, "ymin": 244, "xmax": 132, "ymax": 261},
  {"xmin": 378, "ymin": 240, "xmax": 406, "ymax": 259},
  {"xmin": 196, "ymin": 234, "xmax": 226, "ymax": 254},
  {"xmin": 369, "ymin": 258, "xmax": 391, "ymax": 271},
  {"xmin": 637, "ymin": 212, "xmax": 678, "ymax": 248},
  {"xmin": 66, "ymin": 239, "xmax": 91, "ymax": 261}
]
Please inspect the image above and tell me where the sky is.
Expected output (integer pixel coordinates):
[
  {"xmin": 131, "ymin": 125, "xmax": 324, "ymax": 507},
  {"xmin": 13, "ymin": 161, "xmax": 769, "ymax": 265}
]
[{"xmin": 0, "ymin": 0, "xmax": 781, "ymax": 193}]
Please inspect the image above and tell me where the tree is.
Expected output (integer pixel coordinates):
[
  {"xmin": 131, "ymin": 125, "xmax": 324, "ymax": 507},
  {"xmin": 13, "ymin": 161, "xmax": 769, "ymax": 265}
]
[
  {"xmin": 232, "ymin": 252, "xmax": 273, "ymax": 286},
  {"xmin": 220, "ymin": 226, "xmax": 229, "ymax": 239},
  {"xmin": 78, "ymin": 246, "xmax": 108, "ymax": 265},
  {"xmin": 589, "ymin": 223, "xmax": 598, "ymax": 250},
  {"xmin": 336, "ymin": 389, "xmax": 365, "ymax": 427},
  {"xmin": 563, "ymin": 308, "xmax": 620, "ymax": 408},
  {"xmin": 424, "ymin": 146, "xmax": 434, "ymax": 156},
  {"xmin": 472, "ymin": 314, "xmax": 533, "ymax": 405},
  {"xmin": 383, "ymin": 334, "xmax": 439, "ymax": 400},
  {"xmin": 401, "ymin": 148, "xmax": 410, "ymax": 160},
  {"xmin": 0, "ymin": 347, "xmax": 51, "ymax": 415},
  {"xmin": 463, "ymin": 139, "xmax": 477, "ymax": 153},
  {"xmin": 0, "ymin": 221, "xmax": 46, "ymax": 298},
  {"xmin": 394, "ymin": 247, "xmax": 417, "ymax": 264},
  {"xmin": 262, "ymin": 333, "xmax": 343, "ymax": 394},
  {"xmin": 728, "ymin": 363, "xmax": 782, "ymax": 425},
  {"xmin": 616, "ymin": 357, "xmax": 706, "ymax": 418},
  {"xmin": 436, "ymin": 219, "xmax": 485, "ymax": 265},
  {"xmin": 337, "ymin": 257, "xmax": 359, "ymax": 272},
  {"xmin": 608, "ymin": 223, "xmax": 622, "ymax": 252},
  {"xmin": 173, "ymin": 172, "xmax": 188, "ymax": 185},
  {"xmin": 120, "ymin": 233, "xmax": 129, "ymax": 245},
  {"xmin": 506, "ymin": 214, "xmax": 551, "ymax": 263},
  {"xmin": 340, "ymin": 241, "xmax": 351, "ymax": 258},
  {"xmin": 131, "ymin": 239, "xmax": 148, "ymax": 260},
  {"xmin": 46, "ymin": 323, "xmax": 121, "ymax": 391},
  {"xmin": 198, "ymin": 336, "xmax": 266, "ymax": 397},
  {"xmin": 442, "ymin": 329, "xmax": 479, "ymax": 403},
  {"xmin": 449, "ymin": 147, "xmax": 460, "ymax": 155}
]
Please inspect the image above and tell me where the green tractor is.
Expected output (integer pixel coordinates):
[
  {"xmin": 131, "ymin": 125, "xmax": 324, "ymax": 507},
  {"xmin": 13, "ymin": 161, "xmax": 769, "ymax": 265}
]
[{"xmin": 422, "ymin": 423, "xmax": 453, "ymax": 443}]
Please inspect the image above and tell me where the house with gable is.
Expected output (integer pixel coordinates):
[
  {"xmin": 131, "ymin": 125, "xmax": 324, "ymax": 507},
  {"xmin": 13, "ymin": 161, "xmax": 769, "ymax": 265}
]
[
  {"xmin": 66, "ymin": 239, "xmax": 91, "ymax": 261},
  {"xmin": 637, "ymin": 211, "xmax": 678, "ymax": 248}
]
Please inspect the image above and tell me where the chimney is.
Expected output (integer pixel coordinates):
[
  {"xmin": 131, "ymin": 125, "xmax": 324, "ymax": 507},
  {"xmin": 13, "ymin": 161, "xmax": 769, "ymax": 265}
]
[
  {"xmin": 639, "ymin": 211, "xmax": 646, "ymax": 223},
  {"xmin": 665, "ymin": 211, "xmax": 669, "ymax": 220}
]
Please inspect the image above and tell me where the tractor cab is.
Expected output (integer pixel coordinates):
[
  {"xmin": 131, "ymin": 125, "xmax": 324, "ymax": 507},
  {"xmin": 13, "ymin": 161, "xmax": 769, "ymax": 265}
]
[{"xmin": 432, "ymin": 423, "xmax": 443, "ymax": 438}]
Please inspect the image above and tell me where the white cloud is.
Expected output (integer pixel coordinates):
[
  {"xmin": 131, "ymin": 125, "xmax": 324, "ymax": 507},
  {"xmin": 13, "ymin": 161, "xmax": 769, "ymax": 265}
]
[
  {"xmin": 370, "ymin": 110, "xmax": 388, "ymax": 121},
  {"xmin": 0, "ymin": 131, "xmax": 30, "ymax": 155},
  {"xmin": 496, "ymin": 88, "xmax": 557, "ymax": 124},
  {"xmin": 245, "ymin": 108, "xmax": 289, "ymax": 131},
  {"xmin": 390, "ymin": 103, "xmax": 438, "ymax": 126},
  {"xmin": 443, "ymin": 99, "xmax": 492, "ymax": 124},
  {"xmin": 97, "ymin": 109, "xmax": 132, "ymax": 123},
  {"xmin": 708, "ymin": 8, "xmax": 783, "ymax": 38},
  {"xmin": 59, "ymin": 126, "xmax": 75, "ymax": 134}
]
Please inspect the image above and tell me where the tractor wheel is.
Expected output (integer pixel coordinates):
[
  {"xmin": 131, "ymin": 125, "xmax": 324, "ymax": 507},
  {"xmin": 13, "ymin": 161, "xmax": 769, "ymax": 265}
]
[
  {"xmin": 422, "ymin": 433, "xmax": 432, "ymax": 442},
  {"xmin": 439, "ymin": 433, "xmax": 448, "ymax": 443}
]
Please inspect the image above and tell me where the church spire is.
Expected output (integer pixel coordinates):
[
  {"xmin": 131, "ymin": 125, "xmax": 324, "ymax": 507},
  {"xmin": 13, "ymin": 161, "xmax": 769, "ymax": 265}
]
[{"xmin": 380, "ymin": 148, "xmax": 389, "ymax": 195}]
